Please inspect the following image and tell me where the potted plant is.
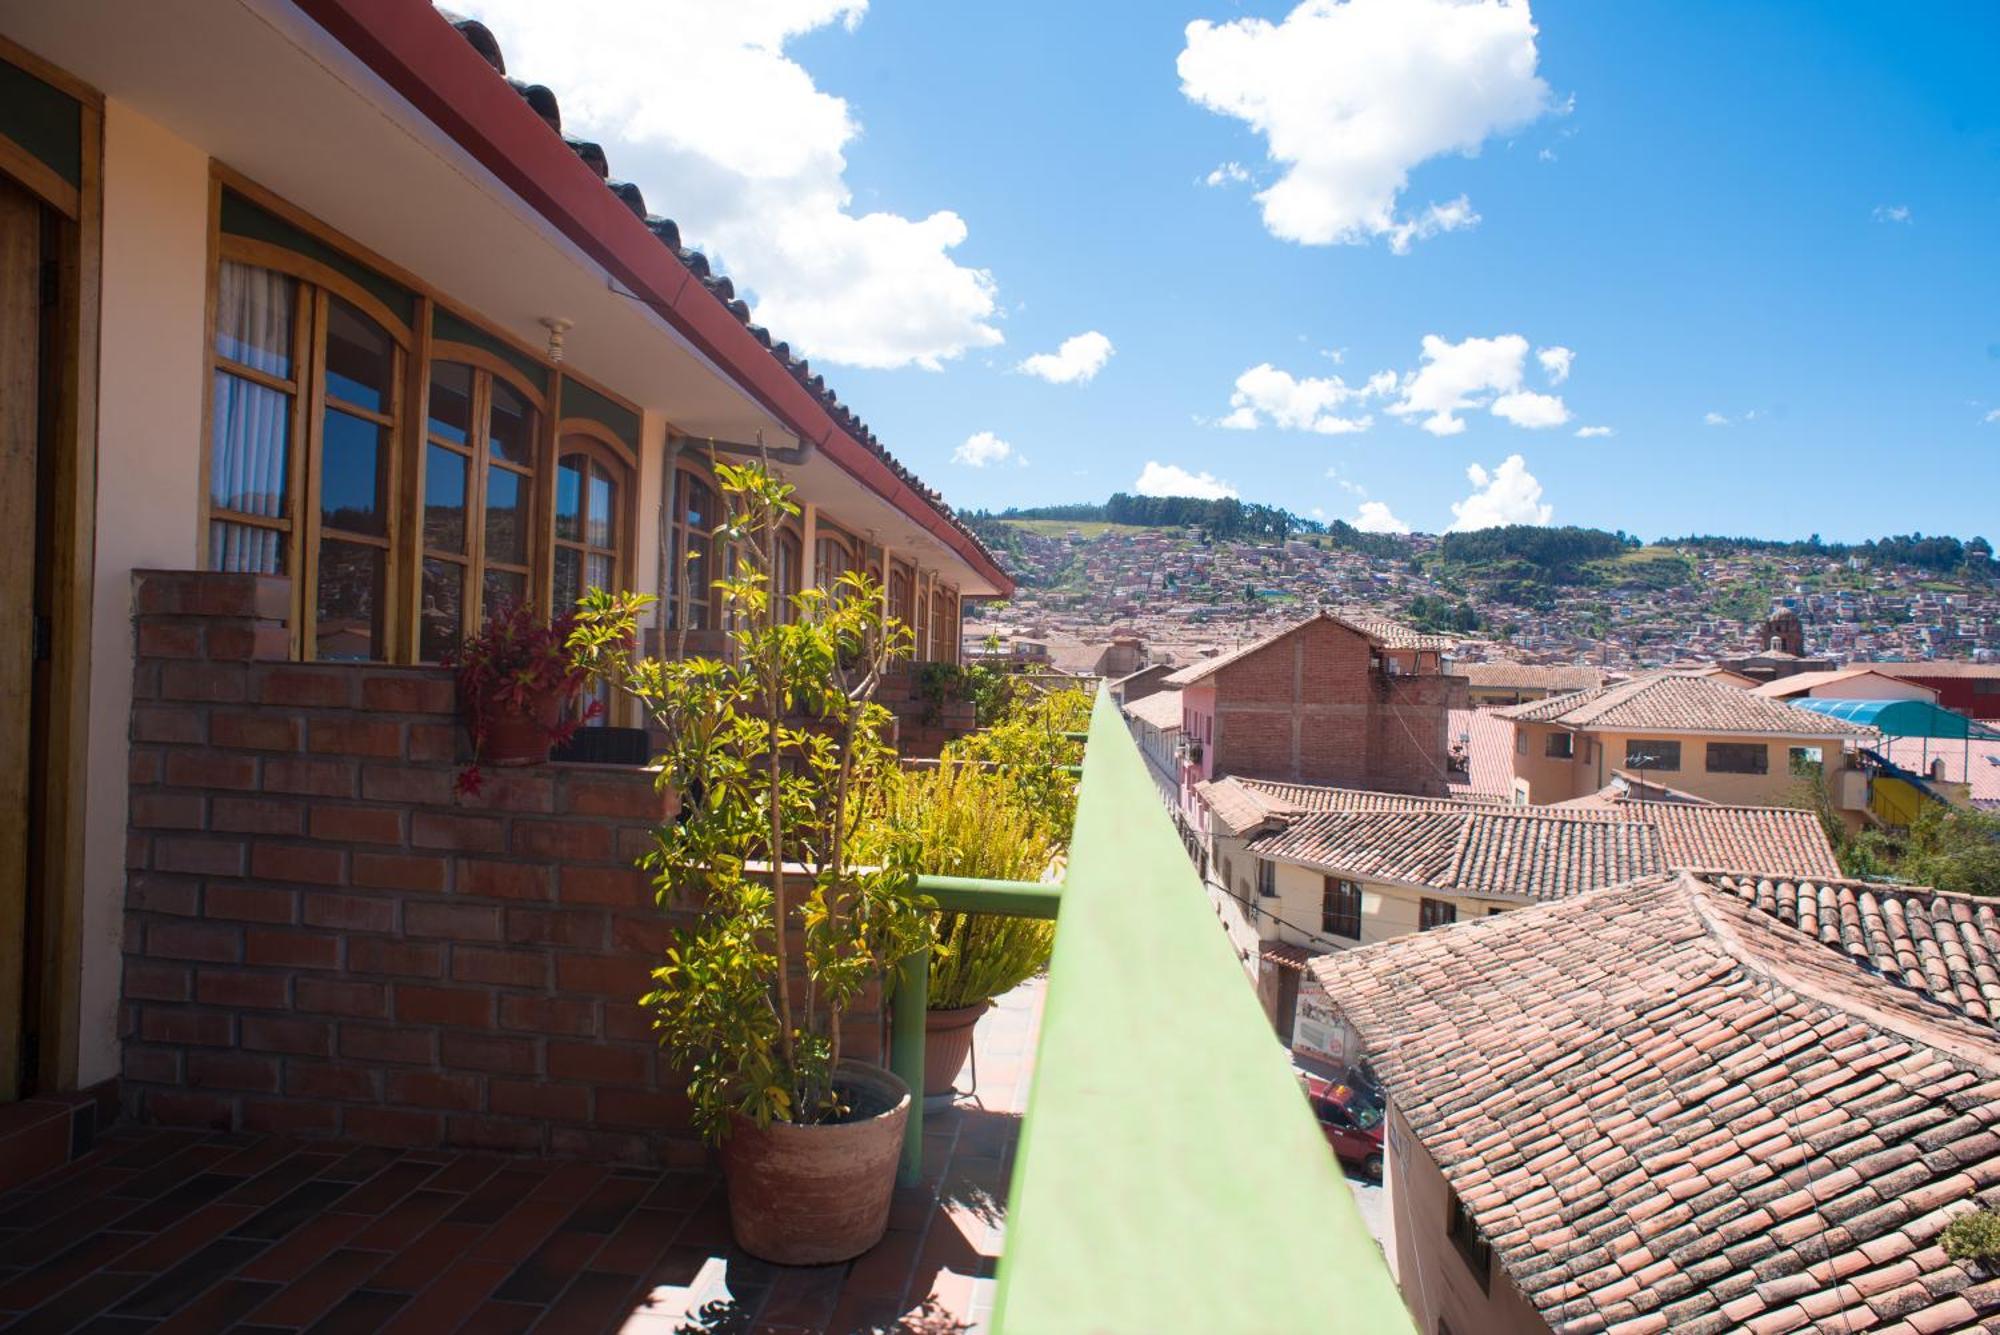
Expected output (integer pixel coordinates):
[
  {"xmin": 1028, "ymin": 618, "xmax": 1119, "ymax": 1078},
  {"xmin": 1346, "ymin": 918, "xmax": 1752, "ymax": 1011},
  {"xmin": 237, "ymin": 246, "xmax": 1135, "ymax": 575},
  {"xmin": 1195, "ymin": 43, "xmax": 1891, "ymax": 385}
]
[
  {"xmin": 444, "ymin": 601, "xmax": 599, "ymax": 795},
  {"xmin": 569, "ymin": 460, "xmax": 932, "ymax": 1266}
]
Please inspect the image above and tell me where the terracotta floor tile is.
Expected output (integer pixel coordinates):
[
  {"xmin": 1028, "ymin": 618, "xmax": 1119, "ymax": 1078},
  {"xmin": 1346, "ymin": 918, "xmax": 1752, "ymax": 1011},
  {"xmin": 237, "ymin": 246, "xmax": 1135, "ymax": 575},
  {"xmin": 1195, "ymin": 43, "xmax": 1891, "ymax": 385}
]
[
  {"xmin": 377, "ymin": 1255, "xmax": 510, "ymax": 1334},
  {"xmin": 150, "ymin": 1277, "xmax": 282, "ymax": 1335},
  {"xmin": 541, "ymin": 1269, "xmax": 645, "ymax": 1333},
  {"xmin": 367, "ymin": 1219, "xmax": 485, "ymax": 1292},
  {"xmin": 347, "ymin": 1187, "xmax": 462, "ymax": 1251},
  {"xmin": 240, "ymin": 1247, "xmax": 388, "ymax": 1327}
]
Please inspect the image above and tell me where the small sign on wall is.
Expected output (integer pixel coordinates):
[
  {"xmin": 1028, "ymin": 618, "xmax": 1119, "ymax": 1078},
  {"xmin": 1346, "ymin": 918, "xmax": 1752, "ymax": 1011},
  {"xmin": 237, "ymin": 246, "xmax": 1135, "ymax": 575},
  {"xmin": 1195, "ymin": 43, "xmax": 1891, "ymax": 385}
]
[{"xmin": 1292, "ymin": 974, "xmax": 1343, "ymax": 1066}]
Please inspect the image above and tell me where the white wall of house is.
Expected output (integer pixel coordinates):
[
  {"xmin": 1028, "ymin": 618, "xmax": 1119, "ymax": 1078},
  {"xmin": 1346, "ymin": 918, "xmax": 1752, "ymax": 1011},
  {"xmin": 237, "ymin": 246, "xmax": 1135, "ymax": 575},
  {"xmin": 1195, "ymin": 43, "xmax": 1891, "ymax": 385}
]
[
  {"xmin": 79, "ymin": 100, "xmax": 213, "ymax": 1085},
  {"xmin": 1261, "ymin": 856, "xmax": 1511, "ymax": 956}
]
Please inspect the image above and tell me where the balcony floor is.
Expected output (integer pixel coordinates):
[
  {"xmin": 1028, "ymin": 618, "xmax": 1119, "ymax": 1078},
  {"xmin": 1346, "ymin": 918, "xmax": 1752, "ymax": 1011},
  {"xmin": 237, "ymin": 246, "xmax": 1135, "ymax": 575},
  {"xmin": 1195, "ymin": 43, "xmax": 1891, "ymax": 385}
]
[{"xmin": 0, "ymin": 980, "xmax": 1043, "ymax": 1335}]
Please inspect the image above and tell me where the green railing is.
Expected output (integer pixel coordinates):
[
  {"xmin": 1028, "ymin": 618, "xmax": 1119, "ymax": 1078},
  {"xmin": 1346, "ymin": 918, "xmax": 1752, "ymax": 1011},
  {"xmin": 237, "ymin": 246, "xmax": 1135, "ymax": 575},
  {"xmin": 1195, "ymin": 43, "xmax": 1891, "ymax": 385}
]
[{"xmin": 891, "ymin": 690, "xmax": 1412, "ymax": 1334}]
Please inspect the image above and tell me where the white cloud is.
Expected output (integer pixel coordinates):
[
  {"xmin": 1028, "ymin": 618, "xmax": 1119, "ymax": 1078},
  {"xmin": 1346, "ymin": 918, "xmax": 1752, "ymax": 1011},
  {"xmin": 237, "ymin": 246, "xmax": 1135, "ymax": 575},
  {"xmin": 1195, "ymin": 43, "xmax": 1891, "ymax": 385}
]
[
  {"xmin": 1447, "ymin": 454, "xmax": 1552, "ymax": 531},
  {"xmin": 953, "ymin": 431, "xmax": 1015, "ymax": 468},
  {"xmin": 1203, "ymin": 161, "xmax": 1252, "ymax": 187},
  {"xmin": 1220, "ymin": 363, "xmax": 1394, "ymax": 434},
  {"xmin": 1490, "ymin": 390, "xmax": 1570, "ymax": 429},
  {"xmin": 1017, "ymin": 331, "xmax": 1115, "ymax": 385},
  {"xmin": 456, "ymin": 0, "xmax": 1000, "ymax": 370},
  {"xmin": 1390, "ymin": 333, "xmax": 1572, "ymax": 435},
  {"xmin": 1984, "ymin": 408, "xmax": 2000, "ymax": 424},
  {"xmin": 1353, "ymin": 500, "xmax": 1411, "ymax": 533},
  {"xmin": 1574, "ymin": 424, "xmax": 1614, "ymax": 438},
  {"xmin": 1536, "ymin": 345, "xmax": 1573, "ymax": 384},
  {"xmin": 1873, "ymin": 204, "xmax": 1912, "ymax": 224},
  {"xmin": 1703, "ymin": 411, "xmax": 1731, "ymax": 427},
  {"xmin": 1135, "ymin": 461, "xmax": 1239, "ymax": 500},
  {"xmin": 1177, "ymin": 0, "xmax": 1554, "ymax": 249}
]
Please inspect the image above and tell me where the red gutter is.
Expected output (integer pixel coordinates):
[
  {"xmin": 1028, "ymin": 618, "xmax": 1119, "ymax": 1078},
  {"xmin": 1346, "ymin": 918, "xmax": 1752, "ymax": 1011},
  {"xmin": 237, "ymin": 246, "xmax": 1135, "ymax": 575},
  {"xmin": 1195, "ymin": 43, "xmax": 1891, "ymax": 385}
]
[{"xmin": 291, "ymin": 0, "xmax": 1013, "ymax": 596}]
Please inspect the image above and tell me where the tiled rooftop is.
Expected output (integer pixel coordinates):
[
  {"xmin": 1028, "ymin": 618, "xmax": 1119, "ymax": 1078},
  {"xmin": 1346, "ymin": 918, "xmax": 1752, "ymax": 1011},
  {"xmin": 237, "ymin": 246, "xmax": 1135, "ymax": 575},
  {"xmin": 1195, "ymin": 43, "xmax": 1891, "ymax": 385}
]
[
  {"xmin": 0, "ymin": 982, "xmax": 1045, "ymax": 1334},
  {"xmin": 1163, "ymin": 610, "xmax": 1451, "ymax": 686},
  {"xmin": 1497, "ymin": 672, "xmax": 1880, "ymax": 736},
  {"xmin": 1453, "ymin": 662, "xmax": 1608, "ymax": 693},
  {"xmin": 1313, "ymin": 870, "xmax": 2000, "ymax": 1333},
  {"xmin": 1120, "ymin": 689, "xmax": 1183, "ymax": 733}
]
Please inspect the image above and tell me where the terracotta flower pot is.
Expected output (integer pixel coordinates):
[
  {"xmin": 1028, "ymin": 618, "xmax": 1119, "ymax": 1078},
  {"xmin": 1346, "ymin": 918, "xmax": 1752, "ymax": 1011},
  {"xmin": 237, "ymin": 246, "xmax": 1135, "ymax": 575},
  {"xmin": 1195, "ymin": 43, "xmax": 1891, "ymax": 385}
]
[
  {"xmin": 719, "ymin": 1061, "xmax": 911, "ymax": 1265},
  {"xmin": 480, "ymin": 693, "xmax": 562, "ymax": 768},
  {"xmin": 922, "ymin": 1001, "xmax": 993, "ymax": 1098}
]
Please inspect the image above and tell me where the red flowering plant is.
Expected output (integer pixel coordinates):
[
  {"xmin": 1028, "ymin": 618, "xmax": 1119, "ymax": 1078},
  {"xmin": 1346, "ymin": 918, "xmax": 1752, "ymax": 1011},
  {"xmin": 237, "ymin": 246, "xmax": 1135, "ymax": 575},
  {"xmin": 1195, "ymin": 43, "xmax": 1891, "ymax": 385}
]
[{"xmin": 443, "ymin": 600, "xmax": 611, "ymax": 795}]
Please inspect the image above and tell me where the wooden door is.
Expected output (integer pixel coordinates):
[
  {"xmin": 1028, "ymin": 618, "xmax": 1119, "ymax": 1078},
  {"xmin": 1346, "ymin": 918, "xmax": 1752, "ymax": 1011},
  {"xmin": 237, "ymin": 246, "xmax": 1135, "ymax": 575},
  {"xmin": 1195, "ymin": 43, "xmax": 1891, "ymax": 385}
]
[{"xmin": 0, "ymin": 174, "xmax": 43, "ymax": 1101}]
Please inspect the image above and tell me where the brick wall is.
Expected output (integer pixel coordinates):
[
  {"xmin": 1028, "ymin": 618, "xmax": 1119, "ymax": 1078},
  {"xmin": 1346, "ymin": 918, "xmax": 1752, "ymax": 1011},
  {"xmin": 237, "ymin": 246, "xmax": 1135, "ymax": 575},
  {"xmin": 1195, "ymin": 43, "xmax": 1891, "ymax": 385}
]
[{"xmin": 120, "ymin": 570, "xmax": 883, "ymax": 1166}]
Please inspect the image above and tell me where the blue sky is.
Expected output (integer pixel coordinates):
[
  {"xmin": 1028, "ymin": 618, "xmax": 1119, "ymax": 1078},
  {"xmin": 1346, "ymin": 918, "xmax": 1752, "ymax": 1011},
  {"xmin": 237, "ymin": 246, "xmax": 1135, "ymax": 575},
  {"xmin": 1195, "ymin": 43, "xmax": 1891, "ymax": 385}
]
[{"xmin": 464, "ymin": 1, "xmax": 2000, "ymax": 542}]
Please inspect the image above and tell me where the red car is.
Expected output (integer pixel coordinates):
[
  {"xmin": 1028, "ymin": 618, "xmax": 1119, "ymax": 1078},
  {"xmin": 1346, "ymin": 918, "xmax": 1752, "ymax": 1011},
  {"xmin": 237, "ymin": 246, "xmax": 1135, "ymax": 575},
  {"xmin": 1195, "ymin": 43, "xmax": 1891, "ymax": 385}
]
[{"xmin": 1302, "ymin": 1075, "xmax": 1384, "ymax": 1180}]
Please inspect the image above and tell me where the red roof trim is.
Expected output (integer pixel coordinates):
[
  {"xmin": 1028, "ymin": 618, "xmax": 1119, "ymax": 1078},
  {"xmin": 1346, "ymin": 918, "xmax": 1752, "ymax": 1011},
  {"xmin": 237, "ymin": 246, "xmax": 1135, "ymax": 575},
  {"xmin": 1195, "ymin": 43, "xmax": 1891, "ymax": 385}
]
[{"xmin": 290, "ymin": 0, "xmax": 1013, "ymax": 595}]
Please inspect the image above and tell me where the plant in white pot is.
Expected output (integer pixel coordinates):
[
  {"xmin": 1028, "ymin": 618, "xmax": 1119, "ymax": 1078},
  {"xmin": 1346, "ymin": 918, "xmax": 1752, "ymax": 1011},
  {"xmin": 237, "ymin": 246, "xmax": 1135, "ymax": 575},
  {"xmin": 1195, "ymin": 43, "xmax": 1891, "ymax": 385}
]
[{"xmin": 569, "ymin": 460, "xmax": 932, "ymax": 1265}]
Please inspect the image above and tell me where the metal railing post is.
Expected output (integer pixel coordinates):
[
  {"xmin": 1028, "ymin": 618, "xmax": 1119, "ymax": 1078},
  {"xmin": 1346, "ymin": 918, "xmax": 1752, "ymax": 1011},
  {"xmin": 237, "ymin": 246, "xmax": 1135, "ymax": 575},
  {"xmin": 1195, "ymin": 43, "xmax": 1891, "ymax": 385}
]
[{"xmin": 891, "ymin": 946, "xmax": 931, "ymax": 1187}]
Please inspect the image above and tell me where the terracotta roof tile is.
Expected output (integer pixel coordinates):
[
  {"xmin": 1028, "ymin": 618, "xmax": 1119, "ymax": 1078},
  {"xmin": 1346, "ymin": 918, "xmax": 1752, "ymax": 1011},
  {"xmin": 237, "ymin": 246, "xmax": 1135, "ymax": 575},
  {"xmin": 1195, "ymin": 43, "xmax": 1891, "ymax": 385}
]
[
  {"xmin": 1497, "ymin": 673, "xmax": 1879, "ymax": 738},
  {"xmin": 1121, "ymin": 688, "xmax": 1183, "ymax": 733},
  {"xmin": 1457, "ymin": 662, "xmax": 1610, "ymax": 693},
  {"xmin": 1311, "ymin": 869, "xmax": 2000, "ymax": 1333},
  {"xmin": 1163, "ymin": 611, "xmax": 1454, "ymax": 686}
]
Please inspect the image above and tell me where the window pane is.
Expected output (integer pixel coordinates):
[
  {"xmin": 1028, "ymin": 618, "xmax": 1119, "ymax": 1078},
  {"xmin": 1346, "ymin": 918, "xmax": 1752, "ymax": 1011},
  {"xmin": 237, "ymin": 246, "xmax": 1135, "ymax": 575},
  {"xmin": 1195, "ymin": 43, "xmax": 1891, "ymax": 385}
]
[
  {"xmin": 555, "ymin": 454, "xmax": 584, "ymax": 541},
  {"xmin": 588, "ymin": 468, "xmax": 615, "ymax": 548},
  {"xmin": 586, "ymin": 552, "xmax": 613, "ymax": 595},
  {"xmin": 324, "ymin": 299, "xmax": 394, "ymax": 413},
  {"xmin": 316, "ymin": 538, "xmax": 385, "ymax": 661},
  {"xmin": 321, "ymin": 409, "xmax": 388, "ymax": 536},
  {"xmin": 1625, "ymin": 739, "xmax": 1681, "ymax": 771},
  {"xmin": 215, "ymin": 262, "xmax": 294, "ymax": 377},
  {"xmin": 483, "ymin": 567, "xmax": 527, "ymax": 617},
  {"xmin": 209, "ymin": 520, "xmax": 283, "ymax": 575},
  {"xmin": 428, "ymin": 361, "xmax": 473, "ymax": 446},
  {"xmin": 420, "ymin": 558, "xmax": 465, "ymax": 662},
  {"xmin": 210, "ymin": 371, "xmax": 290, "ymax": 518},
  {"xmin": 488, "ymin": 379, "xmax": 536, "ymax": 467},
  {"xmin": 423, "ymin": 444, "xmax": 467, "ymax": 553},
  {"xmin": 484, "ymin": 466, "xmax": 530, "ymax": 566},
  {"xmin": 553, "ymin": 547, "xmax": 582, "ymax": 613}
]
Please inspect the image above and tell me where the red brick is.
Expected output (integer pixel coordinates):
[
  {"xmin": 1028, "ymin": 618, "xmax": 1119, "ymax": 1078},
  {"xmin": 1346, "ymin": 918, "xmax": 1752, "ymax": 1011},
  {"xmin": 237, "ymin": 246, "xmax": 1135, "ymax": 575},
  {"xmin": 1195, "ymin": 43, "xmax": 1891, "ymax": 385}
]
[
  {"xmin": 547, "ymin": 1041, "xmax": 648, "ymax": 1086},
  {"xmin": 296, "ymin": 977, "xmax": 388, "ymax": 1018},
  {"xmin": 455, "ymin": 859, "xmax": 548, "ymax": 900},
  {"xmin": 444, "ymin": 1116, "xmax": 542, "ymax": 1153},
  {"xmin": 488, "ymin": 1080, "xmax": 590, "ymax": 1122},
  {"xmin": 161, "ymin": 662, "xmax": 248, "ymax": 704},
  {"xmin": 504, "ymin": 909, "xmax": 605, "ymax": 949},
  {"xmin": 128, "ymin": 748, "xmax": 162, "ymax": 787},
  {"xmin": 209, "ymin": 710, "xmax": 302, "ymax": 751},
  {"xmin": 287, "ymin": 1062, "xmax": 378, "ymax": 1102},
  {"xmin": 124, "ymin": 961, "xmax": 192, "ymax": 1003},
  {"xmin": 204, "ymin": 886, "xmax": 297, "ymax": 924},
  {"xmin": 408, "ymin": 723, "xmax": 457, "ymax": 763},
  {"xmin": 136, "ymin": 570, "xmax": 288, "ymax": 618},
  {"xmin": 386, "ymin": 1071, "xmax": 483, "ymax": 1111},
  {"xmin": 204, "ymin": 621, "xmax": 290, "ymax": 662},
  {"xmin": 308, "ymin": 718, "xmax": 404, "ymax": 759},
  {"xmin": 124, "ymin": 1046, "xmax": 182, "ymax": 1084},
  {"xmin": 154, "ymin": 835, "xmax": 247, "ymax": 878},
  {"xmin": 210, "ymin": 797, "xmax": 305, "ymax": 836},
  {"xmin": 244, "ymin": 1100, "xmax": 339, "ymax": 1135},
  {"xmin": 602, "ymin": 1005, "xmax": 655, "ymax": 1043},
  {"xmin": 138, "ymin": 621, "xmax": 203, "ymax": 658},
  {"xmin": 411, "ymin": 814, "xmax": 506, "ymax": 854},
  {"xmin": 554, "ymin": 954, "xmax": 654, "ymax": 999},
  {"xmin": 344, "ymin": 1107, "xmax": 445, "ymax": 1147},
  {"xmin": 309, "ymin": 805, "xmax": 405, "ymax": 846},
  {"xmin": 129, "ymin": 875, "xmax": 200, "ymax": 916},
  {"xmin": 440, "ymin": 1033, "xmax": 538, "ymax": 1075},
  {"xmin": 139, "ymin": 1008, "xmax": 234, "ymax": 1046},
  {"xmin": 241, "ymin": 1015, "xmax": 332, "ymax": 1056},
  {"xmin": 132, "ymin": 705, "xmax": 206, "ymax": 745},
  {"xmin": 346, "ymin": 938, "xmax": 444, "ymax": 978},
  {"xmin": 250, "ymin": 842, "xmax": 346, "ymax": 886},
  {"xmin": 562, "ymin": 776, "xmax": 674, "ymax": 821},
  {"xmin": 145, "ymin": 1089, "xmax": 237, "ymax": 1129},
  {"xmin": 196, "ymin": 969, "xmax": 289, "ymax": 1009},
  {"xmin": 595, "ymin": 1089, "xmax": 688, "ymax": 1129},
  {"xmin": 340, "ymin": 1024, "xmax": 436, "ymax": 1065},
  {"xmin": 451, "ymin": 948, "xmax": 547, "ymax": 989},
  {"xmin": 245, "ymin": 929, "xmax": 339, "ymax": 970},
  {"xmin": 353, "ymin": 852, "xmax": 448, "ymax": 894},
  {"xmin": 301, "ymin": 893, "xmax": 395, "ymax": 934},
  {"xmin": 255, "ymin": 666, "xmax": 356, "ymax": 708},
  {"xmin": 611, "ymin": 914, "xmax": 672, "ymax": 955},
  {"xmin": 263, "ymin": 757, "xmax": 356, "ymax": 798},
  {"xmin": 361, "ymin": 674, "xmax": 455, "ymax": 714},
  {"xmin": 405, "ymin": 903, "xmax": 499, "ymax": 941},
  {"xmin": 497, "ymin": 994, "xmax": 596, "ymax": 1037},
  {"xmin": 467, "ymin": 773, "xmax": 555, "ymax": 814},
  {"xmin": 396, "ymin": 985, "xmax": 493, "ymax": 1029},
  {"xmin": 360, "ymin": 766, "xmax": 457, "ymax": 805},
  {"xmin": 188, "ymin": 1051, "xmax": 280, "ymax": 1093},
  {"xmin": 514, "ymin": 821, "xmax": 611, "ymax": 861},
  {"xmin": 560, "ymin": 866, "xmax": 649, "ymax": 908},
  {"xmin": 146, "ymin": 921, "xmax": 241, "ymax": 963},
  {"xmin": 131, "ymin": 792, "xmax": 206, "ymax": 830}
]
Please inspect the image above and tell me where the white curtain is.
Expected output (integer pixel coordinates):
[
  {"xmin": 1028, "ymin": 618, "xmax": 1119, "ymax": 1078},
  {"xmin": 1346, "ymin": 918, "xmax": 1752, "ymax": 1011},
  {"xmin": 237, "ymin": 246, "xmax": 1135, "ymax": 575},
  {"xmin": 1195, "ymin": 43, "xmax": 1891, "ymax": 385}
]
[{"xmin": 209, "ymin": 263, "xmax": 295, "ymax": 574}]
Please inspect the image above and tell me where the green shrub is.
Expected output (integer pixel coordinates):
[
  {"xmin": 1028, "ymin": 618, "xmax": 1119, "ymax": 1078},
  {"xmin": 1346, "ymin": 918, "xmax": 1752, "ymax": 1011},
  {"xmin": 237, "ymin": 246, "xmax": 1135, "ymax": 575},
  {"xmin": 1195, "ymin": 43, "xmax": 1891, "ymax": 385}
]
[
  {"xmin": 1942, "ymin": 1209, "xmax": 2000, "ymax": 1264},
  {"xmin": 943, "ymin": 687, "xmax": 1090, "ymax": 845}
]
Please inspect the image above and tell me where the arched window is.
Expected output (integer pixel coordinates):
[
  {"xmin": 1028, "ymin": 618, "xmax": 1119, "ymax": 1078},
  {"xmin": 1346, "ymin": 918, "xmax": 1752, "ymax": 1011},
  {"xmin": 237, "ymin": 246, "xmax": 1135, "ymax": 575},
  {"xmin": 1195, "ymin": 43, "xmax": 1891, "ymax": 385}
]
[
  {"xmin": 889, "ymin": 565, "xmax": 913, "ymax": 634},
  {"xmin": 208, "ymin": 259, "xmax": 408, "ymax": 660},
  {"xmin": 815, "ymin": 529, "xmax": 855, "ymax": 596},
  {"xmin": 552, "ymin": 434, "xmax": 630, "ymax": 615},
  {"xmin": 418, "ymin": 353, "xmax": 545, "ymax": 659},
  {"xmin": 773, "ymin": 528, "xmax": 803, "ymax": 624},
  {"xmin": 668, "ymin": 467, "xmax": 717, "ymax": 630}
]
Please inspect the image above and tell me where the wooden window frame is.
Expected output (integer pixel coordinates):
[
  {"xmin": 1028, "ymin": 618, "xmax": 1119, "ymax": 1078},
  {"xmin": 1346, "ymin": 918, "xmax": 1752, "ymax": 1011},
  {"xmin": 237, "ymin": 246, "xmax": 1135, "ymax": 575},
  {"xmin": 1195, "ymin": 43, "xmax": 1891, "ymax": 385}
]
[
  {"xmin": 1705, "ymin": 741, "xmax": 1769, "ymax": 776},
  {"xmin": 552, "ymin": 423, "xmax": 637, "ymax": 613},
  {"xmin": 1624, "ymin": 738, "xmax": 1681, "ymax": 772},
  {"xmin": 1321, "ymin": 877, "xmax": 1361, "ymax": 939},
  {"xmin": 667, "ymin": 460, "xmax": 722, "ymax": 631},
  {"xmin": 1419, "ymin": 898, "xmax": 1457, "ymax": 931}
]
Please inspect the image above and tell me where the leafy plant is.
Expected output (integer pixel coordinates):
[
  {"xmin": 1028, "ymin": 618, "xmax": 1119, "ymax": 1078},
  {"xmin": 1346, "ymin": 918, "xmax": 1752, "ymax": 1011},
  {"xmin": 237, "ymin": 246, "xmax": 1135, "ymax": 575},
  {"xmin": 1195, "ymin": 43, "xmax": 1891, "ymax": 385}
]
[
  {"xmin": 569, "ymin": 460, "xmax": 934, "ymax": 1139},
  {"xmin": 856, "ymin": 761, "xmax": 1059, "ymax": 1010},
  {"xmin": 444, "ymin": 600, "xmax": 601, "ymax": 796},
  {"xmin": 916, "ymin": 661, "xmax": 1017, "ymax": 727},
  {"xmin": 944, "ymin": 687, "xmax": 1091, "ymax": 845},
  {"xmin": 1942, "ymin": 1209, "xmax": 2000, "ymax": 1264}
]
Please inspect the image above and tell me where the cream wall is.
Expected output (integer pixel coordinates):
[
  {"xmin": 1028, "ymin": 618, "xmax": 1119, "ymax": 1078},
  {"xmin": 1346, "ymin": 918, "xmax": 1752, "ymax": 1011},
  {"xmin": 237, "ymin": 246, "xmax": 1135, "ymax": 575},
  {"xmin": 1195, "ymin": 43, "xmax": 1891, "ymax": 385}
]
[
  {"xmin": 1384, "ymin": 1105, "xmax": 1552, "ymax": 1335},
  {"xmin": 1512, "ymin": 720, "xmax": 1851, "ymax": 807},
  {"xmin": 79, "ymin": 102, "xmax": 212, "ymax": 1085},
  {"xmin": 1266, "ymin": 859, "xmax": 1510, "ymax": 953}
]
